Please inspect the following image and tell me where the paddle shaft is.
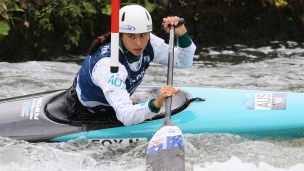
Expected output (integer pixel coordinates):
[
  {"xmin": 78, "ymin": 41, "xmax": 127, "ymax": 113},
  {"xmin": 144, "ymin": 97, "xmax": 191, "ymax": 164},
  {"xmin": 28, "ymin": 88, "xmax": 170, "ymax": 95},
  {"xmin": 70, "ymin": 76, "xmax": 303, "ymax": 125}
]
[
  {"xmin": 163, "ymin": 18, "xmax": 185, "ymax": 125},
  {"xmin": 164, "ymin": 25, "xmax": 175, "ymax": 123}
]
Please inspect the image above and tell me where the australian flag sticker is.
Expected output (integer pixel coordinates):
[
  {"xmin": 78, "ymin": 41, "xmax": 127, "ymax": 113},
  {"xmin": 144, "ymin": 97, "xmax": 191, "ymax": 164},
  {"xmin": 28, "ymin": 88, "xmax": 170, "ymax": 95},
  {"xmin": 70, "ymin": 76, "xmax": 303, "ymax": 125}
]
[
  {"xmin": 147, "ymin": 137, "xmax": 165, "ymax": 154},
  {"xmin": 147, "ymin": 126, "xmax": 184, "ymax": 155},
  {"xmin": 242, "ymin": 93, "xmax": 287, "ymax": 110}
]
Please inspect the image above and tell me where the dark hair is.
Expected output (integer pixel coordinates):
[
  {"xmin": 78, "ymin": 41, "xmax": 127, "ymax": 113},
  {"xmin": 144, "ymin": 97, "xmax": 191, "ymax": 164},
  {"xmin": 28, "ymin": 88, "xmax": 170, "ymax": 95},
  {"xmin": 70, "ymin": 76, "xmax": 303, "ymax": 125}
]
[{"xmin": 87, "ymin": 32, "xmax": 111, "ymax": 55}]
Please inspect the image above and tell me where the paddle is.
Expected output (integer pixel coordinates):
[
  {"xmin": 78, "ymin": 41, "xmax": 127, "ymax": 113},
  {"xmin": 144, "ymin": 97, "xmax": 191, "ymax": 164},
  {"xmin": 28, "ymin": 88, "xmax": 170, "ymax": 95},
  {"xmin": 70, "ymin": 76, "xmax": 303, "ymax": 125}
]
[
  {"xmin": 110, "ymin": 0, "xmax": 120, "ymax": 73},
  {"xmin": 146, "ymin": 18, "xmax": 185, "ymax": 171}
]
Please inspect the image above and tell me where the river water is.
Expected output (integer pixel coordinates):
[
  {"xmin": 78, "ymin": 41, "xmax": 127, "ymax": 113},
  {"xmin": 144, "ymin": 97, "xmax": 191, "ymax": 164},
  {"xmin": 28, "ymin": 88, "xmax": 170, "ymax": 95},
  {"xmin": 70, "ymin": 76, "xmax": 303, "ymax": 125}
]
[{"xmin": 0, "ymin": 39, "xmax": 304, "ymax": 170}]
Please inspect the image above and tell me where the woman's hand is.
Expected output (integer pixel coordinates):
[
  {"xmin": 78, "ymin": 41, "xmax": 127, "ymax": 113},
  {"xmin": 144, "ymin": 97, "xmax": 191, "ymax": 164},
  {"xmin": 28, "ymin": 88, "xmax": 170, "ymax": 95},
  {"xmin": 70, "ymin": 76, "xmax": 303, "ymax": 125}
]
[
  {"xmin": 162, "ymin": 16, "xmax": 187, "ymax": 36},
  {"xmin": 154, "ymin": 85, "xmax": 181, "ymax": 108}
]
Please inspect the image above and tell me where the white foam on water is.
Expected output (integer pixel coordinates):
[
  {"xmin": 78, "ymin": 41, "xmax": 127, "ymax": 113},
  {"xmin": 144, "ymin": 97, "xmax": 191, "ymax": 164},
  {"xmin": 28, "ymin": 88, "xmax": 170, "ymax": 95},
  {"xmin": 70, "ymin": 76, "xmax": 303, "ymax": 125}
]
[
  {"xmin": 257, "ymin": 46, "xmax": 274, "ymax": 54},
  {"xmin": 286, "ymin": 41, "xmax": 298, "ymax": 47},
  {"xmin": 0, "ymin": 61, "xmax": 79, "ymax": 98},
  {"xmin": 1, "ymin": 134, "xmax": 303, "ymax": 171},
  {"xmin": 221, "ymin": 50, "xmax": 234, "ymax": 54},
  {"xmin": 185, "ymin": 133, "xmax": 304, "ymax": 171},
  {"xmin": 193, "ymin": 156, "xmax": 304, "ymax": 171},
  {"xmin": 1, "ymin": 39, "xmax": 304, "ymax": 170}
]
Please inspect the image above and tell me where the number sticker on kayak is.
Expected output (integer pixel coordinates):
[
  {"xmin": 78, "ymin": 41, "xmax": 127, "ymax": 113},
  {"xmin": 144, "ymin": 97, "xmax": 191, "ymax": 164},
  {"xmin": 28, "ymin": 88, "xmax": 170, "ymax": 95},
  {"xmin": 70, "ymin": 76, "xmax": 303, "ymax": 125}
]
[{"xmin": 242, "ymin": 93, "xmax": 287, "ymax": 110}]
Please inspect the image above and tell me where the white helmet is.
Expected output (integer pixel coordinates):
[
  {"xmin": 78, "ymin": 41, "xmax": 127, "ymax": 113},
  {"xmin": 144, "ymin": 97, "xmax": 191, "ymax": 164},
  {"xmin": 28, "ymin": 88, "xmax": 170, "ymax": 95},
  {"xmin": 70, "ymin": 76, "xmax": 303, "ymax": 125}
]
[{"xmin": 119, "ymin": 5, "xmax": 153, "ymax": 33}]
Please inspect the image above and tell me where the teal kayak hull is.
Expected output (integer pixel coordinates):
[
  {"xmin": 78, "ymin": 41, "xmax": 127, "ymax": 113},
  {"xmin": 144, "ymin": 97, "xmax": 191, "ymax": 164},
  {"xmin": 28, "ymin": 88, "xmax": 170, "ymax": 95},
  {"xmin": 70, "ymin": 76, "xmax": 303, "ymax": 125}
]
[{"xmin": 52, "ymin": 87, "xmax": 304, "ymax": 142}]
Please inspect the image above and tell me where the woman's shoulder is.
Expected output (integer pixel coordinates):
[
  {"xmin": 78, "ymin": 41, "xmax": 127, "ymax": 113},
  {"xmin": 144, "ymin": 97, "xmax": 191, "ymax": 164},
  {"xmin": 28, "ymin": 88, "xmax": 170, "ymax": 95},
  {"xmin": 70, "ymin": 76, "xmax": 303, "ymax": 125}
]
[
  {"xmin": 149, "ymin": 33, "xmax": 165, "ymax": 47},
  {"xmin": 150, "ymin": 33, "xmax": 162, "ymax": 40},
  {"xmin": 90, "ymin": 42, "xmax": 112, "ymax": 59}
]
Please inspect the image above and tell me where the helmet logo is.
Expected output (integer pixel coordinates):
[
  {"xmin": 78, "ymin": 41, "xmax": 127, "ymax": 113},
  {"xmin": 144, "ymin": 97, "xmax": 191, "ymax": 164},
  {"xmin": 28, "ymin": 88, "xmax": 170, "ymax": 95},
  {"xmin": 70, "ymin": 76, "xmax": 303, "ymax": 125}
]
[
  {"xmin": 147, "ymin": 24, "xmax": 152, "ymax": 31},
  {"xmin": 120, "ymin": 25, "xmax": 136, "ymax": 32}
]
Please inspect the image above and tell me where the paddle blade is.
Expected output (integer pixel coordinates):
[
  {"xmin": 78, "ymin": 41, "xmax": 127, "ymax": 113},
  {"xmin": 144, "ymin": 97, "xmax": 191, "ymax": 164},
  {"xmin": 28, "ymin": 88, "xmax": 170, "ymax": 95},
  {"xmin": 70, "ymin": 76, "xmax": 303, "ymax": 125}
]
[{"xmin": 146, "ymin": 125, "xmax": 185, "ymax": 171}]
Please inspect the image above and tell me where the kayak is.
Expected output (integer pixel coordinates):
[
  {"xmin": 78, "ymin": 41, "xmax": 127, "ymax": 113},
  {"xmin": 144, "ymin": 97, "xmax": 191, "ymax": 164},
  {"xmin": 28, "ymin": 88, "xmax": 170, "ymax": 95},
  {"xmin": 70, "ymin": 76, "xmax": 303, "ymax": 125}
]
[{"xmin": 0, "ymin": 86, "xmax": 303, "ymax": 143}]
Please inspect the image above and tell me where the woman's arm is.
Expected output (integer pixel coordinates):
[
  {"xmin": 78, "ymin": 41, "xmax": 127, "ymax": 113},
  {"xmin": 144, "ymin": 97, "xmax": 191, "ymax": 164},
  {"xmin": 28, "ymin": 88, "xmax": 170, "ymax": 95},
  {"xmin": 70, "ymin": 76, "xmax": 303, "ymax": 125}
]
[
  {"xmin": 151, "ymin": 16, "xmax": 196, "ymax": 68},
  {"xmin": 150, "ymin": 33, "xmax": 196, "ymax": 68},
  {"xmin": 92, "ymin": 58, "xmax": 158, "ymax": 125}
]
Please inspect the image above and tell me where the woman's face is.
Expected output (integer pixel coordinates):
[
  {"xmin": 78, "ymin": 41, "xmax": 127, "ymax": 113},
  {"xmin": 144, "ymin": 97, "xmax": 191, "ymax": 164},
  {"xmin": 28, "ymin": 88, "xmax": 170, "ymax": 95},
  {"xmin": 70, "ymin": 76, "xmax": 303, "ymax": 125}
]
[{"xmin": 121, "ymin": 32, "xmax": 150, "ymax": 56}]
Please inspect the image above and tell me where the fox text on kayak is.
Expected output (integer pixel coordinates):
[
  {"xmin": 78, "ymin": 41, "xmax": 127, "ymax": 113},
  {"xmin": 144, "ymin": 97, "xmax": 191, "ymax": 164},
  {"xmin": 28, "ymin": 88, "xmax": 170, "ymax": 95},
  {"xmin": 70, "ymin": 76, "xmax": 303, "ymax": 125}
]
[{"xmin": 88, "ymin": 138, "xmax": 147, "ymax": 146}]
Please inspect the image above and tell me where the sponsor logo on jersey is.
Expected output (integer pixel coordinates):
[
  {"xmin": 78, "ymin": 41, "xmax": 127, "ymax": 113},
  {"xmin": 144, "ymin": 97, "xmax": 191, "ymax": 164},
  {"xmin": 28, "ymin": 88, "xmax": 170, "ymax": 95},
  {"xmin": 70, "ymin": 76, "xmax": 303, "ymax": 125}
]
[{"xmin": 101, "ymin": 45, "xmax": 110, "ymax": 54}]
